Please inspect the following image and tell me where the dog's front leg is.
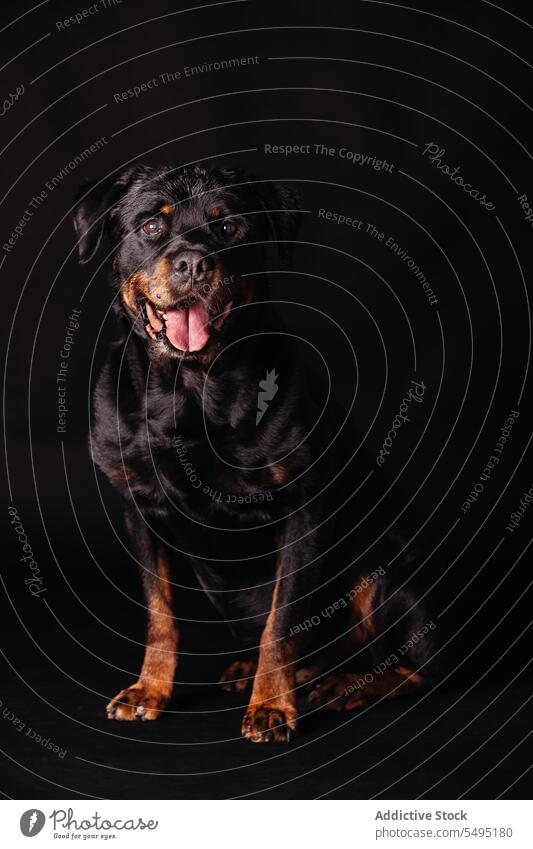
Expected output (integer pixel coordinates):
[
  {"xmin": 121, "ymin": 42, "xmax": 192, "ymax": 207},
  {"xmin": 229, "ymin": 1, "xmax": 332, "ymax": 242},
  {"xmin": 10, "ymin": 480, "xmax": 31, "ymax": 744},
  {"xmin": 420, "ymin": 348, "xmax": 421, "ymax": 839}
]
[
  {"xmin": 242, "ymin": 515, "xmax": 320, "ymax": 743},
  {"xmin": 107, "ymin": 514, "xmax": 179, "ymax": 721}
]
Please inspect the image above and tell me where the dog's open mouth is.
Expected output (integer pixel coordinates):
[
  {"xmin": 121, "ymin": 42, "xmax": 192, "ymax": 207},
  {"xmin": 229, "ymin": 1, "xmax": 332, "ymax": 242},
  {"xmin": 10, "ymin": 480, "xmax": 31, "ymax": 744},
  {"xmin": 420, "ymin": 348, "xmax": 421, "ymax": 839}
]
[{"xmin": 141, "ymin": 296, "xmax": 231, "ymax": 353}]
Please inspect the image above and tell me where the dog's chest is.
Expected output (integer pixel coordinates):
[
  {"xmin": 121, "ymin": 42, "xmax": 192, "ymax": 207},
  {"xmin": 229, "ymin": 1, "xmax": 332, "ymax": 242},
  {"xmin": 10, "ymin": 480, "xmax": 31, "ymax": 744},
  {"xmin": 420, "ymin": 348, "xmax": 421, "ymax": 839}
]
[
  {"xmin": 94, "ymin": 354, "xmax": 290, "ymax": 522},
  {"xmin": 117, "ymin": 407, "xmax": 277, "ymax": 522}
]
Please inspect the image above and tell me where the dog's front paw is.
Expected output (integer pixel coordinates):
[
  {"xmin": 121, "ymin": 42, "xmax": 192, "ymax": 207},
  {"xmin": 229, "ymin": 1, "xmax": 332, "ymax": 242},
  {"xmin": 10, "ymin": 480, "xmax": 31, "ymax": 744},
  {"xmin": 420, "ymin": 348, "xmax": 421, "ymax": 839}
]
[
  {"xmin": 106, "ymin": 682, "xmax": 171, "ymax": 721},
  {"xmin": 242, "ymin": 703, "xmax": 297, "ymax": 743}
]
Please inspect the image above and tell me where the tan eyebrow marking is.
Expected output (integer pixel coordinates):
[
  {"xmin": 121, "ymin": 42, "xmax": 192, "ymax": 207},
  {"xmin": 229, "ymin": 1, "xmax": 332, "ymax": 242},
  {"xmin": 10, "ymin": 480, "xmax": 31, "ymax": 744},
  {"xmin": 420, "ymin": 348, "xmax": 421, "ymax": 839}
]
[
  {"xmin": 159, "ymin": 204, "xmax": 173, "ymax": 215},
  {"xmin": 209, "ymin": 206, "xmax": 223, "ymax": 218}
]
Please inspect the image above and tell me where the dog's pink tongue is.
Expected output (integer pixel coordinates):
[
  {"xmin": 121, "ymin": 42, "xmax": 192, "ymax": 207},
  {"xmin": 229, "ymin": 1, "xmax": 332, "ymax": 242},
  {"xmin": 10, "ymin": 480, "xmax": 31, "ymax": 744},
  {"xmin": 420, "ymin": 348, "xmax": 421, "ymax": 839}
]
[{"xmin": 165, "ymin": 301, "xmax": 210, "ymax": 352}]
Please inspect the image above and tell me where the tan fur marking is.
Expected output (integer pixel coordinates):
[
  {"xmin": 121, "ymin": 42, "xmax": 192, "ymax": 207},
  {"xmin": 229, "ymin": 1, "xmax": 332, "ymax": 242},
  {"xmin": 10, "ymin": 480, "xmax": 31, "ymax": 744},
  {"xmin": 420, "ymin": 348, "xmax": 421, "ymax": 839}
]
[
  {"xmin": 150, "ymin": 257, "xmax": 175, "ymax": 303},
  {"xmin": 139, "ymin": 547, "xmax": 179, "ymax": 693},
  {"xmin": 121, "ymin": 270, "xmax": 149, "ymax": 314},
  {"xmin": 121, "ymin": 260, "xmax": 175, "ymax": 313},
  {"xmin": 270, "ymin": 462, "xmax": 290, "ymax": 486},
  {"xmin": 310, "ymin": 666, "xmax": 423, "ymax": 711},
  {"xmin": 396, "ymin": 666, "xmax": 423, "ymax": 685},
  {"xmin": 110, "ymin": 466, "xmax": 136, "ymax": 485},
  {"xmin": 351, "ymin": 576, "xmax": 378, "ymax": 635}
]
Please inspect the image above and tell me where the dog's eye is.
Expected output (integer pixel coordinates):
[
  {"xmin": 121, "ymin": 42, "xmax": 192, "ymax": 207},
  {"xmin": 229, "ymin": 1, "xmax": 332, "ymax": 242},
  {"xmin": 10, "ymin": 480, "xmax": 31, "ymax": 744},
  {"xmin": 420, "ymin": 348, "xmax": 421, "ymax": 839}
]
[
  {"xmin": 142, "ymin": 219, "xmax": 163, "ymax": 236},
  {"xmin": 221, "ymin": 221, "xmax": 237, "ymax": 236}
]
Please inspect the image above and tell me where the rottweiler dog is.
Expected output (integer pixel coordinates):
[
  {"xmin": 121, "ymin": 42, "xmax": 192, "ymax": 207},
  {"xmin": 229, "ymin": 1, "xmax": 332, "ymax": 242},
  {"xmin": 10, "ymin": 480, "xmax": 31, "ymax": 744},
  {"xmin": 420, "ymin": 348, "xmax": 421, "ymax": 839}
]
[{"xmin": 74, "ymin": 163, "xmax": 438, "ymax": 742}]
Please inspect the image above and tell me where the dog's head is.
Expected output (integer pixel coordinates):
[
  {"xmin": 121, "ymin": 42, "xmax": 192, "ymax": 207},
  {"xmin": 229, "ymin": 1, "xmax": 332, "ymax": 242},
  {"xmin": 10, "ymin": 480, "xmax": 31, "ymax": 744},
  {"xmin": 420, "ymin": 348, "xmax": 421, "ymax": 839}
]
[{"xmin": 74, "ymin": 164, "xmax": 301, "ymax": 363}]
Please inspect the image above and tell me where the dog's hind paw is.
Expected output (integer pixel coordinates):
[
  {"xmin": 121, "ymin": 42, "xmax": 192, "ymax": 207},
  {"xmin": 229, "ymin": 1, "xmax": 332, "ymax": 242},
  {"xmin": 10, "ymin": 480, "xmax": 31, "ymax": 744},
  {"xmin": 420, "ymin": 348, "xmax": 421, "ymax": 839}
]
[
  {"xmin": 308, "ymin": 667, "xmax": 423, "ymax": 711},
  {"xmin": 219, "ymin": 658, "xmax": 258, "ymax": 693},
  {"xmin": 106, "ymin": 682, "xmax": 170, "ymax": 721},
  {"xmin": 308, "ymin": 674, "xmax": 367, "ymax": 711}
]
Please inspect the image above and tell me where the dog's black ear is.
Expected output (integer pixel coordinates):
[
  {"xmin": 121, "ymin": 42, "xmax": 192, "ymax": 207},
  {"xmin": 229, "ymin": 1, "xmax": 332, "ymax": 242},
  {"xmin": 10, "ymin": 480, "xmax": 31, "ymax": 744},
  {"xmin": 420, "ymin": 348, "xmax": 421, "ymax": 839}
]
[
  {"xmin": 258, "ymin": 181, "xmax": 302, "ymax": 264},
  {"xmin": 218, "ymin": 169, "xmax": 302, "ymax": 263},
  {"xmin": 73, "ymin": 167, "xmax": 136, "ymax": 263}
]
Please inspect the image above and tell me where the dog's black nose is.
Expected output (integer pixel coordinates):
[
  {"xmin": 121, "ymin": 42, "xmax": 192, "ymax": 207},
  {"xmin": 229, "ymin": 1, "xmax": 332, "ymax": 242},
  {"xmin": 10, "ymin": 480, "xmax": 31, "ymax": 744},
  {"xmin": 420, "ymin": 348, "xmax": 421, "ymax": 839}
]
[{"xmin": 173, "ymin": 250, "xmax": 214, "ymax": 283}]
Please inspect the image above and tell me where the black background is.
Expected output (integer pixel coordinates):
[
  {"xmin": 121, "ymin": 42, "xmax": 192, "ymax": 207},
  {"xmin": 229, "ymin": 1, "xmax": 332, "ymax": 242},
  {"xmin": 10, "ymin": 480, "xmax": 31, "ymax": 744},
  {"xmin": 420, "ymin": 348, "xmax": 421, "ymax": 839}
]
[{"xmin": 1, "ymin": 0, "xmax": 532, "ymax": 799}]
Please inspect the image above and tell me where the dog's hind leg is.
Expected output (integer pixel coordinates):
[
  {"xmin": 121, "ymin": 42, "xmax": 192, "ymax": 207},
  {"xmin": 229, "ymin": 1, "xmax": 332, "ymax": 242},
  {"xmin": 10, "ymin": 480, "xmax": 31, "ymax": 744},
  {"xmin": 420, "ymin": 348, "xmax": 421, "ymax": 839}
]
[
  {"xmin": 307, "ymin": 571, "xmax": 432, "ymax": 711},
  {"xmin": 308, "ymin": 666, "xmax": 424, "ymax": 711}
]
